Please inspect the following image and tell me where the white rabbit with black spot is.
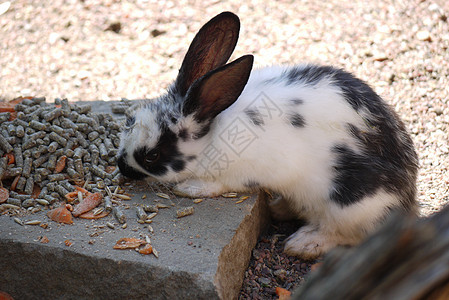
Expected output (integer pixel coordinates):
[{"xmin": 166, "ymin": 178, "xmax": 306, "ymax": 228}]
[{"xmin": 118, "ymin": 12, "xmax": 418, "ymax": 259}]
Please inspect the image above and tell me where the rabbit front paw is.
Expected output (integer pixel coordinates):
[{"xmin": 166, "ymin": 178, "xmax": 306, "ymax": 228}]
[{"xmin": 173, "ymin": 179, "xmax": 226, "ymax": 198}]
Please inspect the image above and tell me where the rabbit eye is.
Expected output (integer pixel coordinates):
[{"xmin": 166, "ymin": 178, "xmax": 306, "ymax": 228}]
[{"xmin": 144, "ymin": 151, "xmax": 160, "ymax": 164}]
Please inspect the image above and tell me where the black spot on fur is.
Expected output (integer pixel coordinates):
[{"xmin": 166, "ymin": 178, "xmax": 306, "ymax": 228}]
[
  {"xmin": 245, "ymin": 108, "xmax": 264, "ymax": 126},
  {"xmin": 330, "ymin": 121, "xmax": 418, "ymax": 209},
  {"xmin": 285, "ymin": 65, "xmax": 334, "ymax": 86},
  {"xmin": 179, "ymin": 128, "xmax": 188, "ymax": 140},
  {"xmin": 171, "ymin": 159, "xmax": 185, "ymax": 172},
  {"xmin": 289, "ymin": 113, "xmax": 305, "ymax": 127},
  {"xmin": 117, "ymin": 151, "xmax": 147, "ymax": 180},
  {"xmin": 330, "ymin": 145, "xmax": 383, "ymax": 206},
  {"xmin": 332, "ymin": 69, "xmax": 382, "ymax": 112},
  {"xmin": 284, "ymin": 65, "xmax": 384, "ymax": 114},
  {"xmin": 194, "ymin": 123, "xmax": 212, "ymax": 139},
  {"xmin": 134, "ymin": 128, "xmax": 186, "ymax": 176}
]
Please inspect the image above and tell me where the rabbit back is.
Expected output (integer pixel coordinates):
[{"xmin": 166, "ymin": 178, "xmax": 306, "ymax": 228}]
[{"xmin": 208, "ymin": 64, "xmax": 418, "ymax": 216}]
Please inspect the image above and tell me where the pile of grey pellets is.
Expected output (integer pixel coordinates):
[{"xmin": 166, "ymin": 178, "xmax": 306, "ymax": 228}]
[{"xmin": 0, "ymin": 97, "xmax": 124, "ymax": 211}]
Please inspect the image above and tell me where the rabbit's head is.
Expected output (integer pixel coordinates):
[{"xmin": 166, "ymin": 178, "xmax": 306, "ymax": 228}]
[{"xmin": 117, "ymin": 12, "xmax": 253, "ymax": 182}]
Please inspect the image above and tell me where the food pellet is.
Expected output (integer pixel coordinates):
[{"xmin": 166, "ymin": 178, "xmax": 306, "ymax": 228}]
[
  {"xmin": 0, "ymin": 134, "xmax": 13, "ymax": 153},
  {"xmin": 7, "ymin": 198, "xmax": 21, "ymax": 206},
  {"xmin": 22, "ymin": 199, "xmax": 36, "ymax": 208},
  {"xmin": 104, "ymin": 196, "xmax": 113, "ymax": 213},
  {"xmin": 142, "ymin": 204, "xmax": 158, "ymax": 213},
  {"xmin": 0, "ymin": 97, "xmax": 124, "ymax": 211},
  {"xmin": 113, "ymin": 207, "xmax": 126, "ymax": 224},
  {"xmin": 136, "ymin": 206, "xmax": 148, "ymax": 221},
  {"xmin": 24, "ymin": 177, "xmax": 34, "ymax": 195}
]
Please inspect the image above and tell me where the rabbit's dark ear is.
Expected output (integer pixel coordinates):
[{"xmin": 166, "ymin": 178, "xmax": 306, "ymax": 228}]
[
  {"xmin": 183, "ymin": 55, "xmax": 254, "ymax": 122},
  {"xmin": 175, "ymin": 12, "xmax": 240, "ymax": 96}
]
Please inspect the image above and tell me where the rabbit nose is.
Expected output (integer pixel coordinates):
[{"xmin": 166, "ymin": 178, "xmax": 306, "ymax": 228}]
[{"xmin": 117, "ymin": 151, "xmax": 147, "ymax": 180}]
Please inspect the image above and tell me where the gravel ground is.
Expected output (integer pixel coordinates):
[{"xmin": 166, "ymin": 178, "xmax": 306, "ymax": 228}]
[{"xmin": 1, "ymin": 0, "xmax": 449, "ymax": 298}]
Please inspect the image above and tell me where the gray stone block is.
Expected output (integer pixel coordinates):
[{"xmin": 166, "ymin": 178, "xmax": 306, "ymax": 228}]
[{"xmin": 0, "ymin": 186, "xmax": 269, "ymax": 299}]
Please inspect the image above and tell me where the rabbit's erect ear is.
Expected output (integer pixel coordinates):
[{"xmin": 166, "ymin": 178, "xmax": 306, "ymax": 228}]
[
  {"xmin": 175, "ymin": 12, "xmax": 240, "ymax": 96},
  {"xmin": 183, "ymin": 55, "xmax": 254, "ymax": 122}
]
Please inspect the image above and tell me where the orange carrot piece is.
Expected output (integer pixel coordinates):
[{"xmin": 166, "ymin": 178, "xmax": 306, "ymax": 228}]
[
  {"xmin": 54, "ymin": 155, "xmax": 67, "ymax": 173},
  {"xmin": 139, "ymin": 244, "xmax": 153, "ymax": 255},
  {"xmin": 276, "ymin": 287, "xmax": 291, "ymax": 300},
  {"xmin": 72, "ymin": 192, "xmax": 103, "ymax": 217},
  {"xmin": 0, "ymin": 187, "xmax": 9, "ymax": 204},
  {"xmin": 47, "ymin": 206, "xmax": 73, "ymax": 224},
  {"xmin": 10, "ymin": 175, "xmax": 20, "ymax": 191},
  {"xmin": 4, "ymin": 153, "xmax": 14, "ymax": 165}
]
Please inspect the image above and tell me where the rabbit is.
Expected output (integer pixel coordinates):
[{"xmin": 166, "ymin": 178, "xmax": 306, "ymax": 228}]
[{"xmin": 117, "ymin": 12, "xmax": 419, "ymax": 259}]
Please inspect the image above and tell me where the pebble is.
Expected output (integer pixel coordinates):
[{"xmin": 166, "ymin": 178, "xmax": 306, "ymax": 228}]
[
  {"xmin": 416, "ymin": 30, "xmax": 431, "ymax": 42},
  {"xmin": 258, "ymin": 277, "xmax": 271, "ymax": 286}
]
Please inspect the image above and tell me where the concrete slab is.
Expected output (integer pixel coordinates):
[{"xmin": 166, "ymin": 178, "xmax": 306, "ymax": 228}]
[
  {"xmin": 0, "ymin": 100, "xmax": 270, "ymax": 299},
  {"xmin": 0, "ymin": 184, "xmax": 270, "ymax": 299}
]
